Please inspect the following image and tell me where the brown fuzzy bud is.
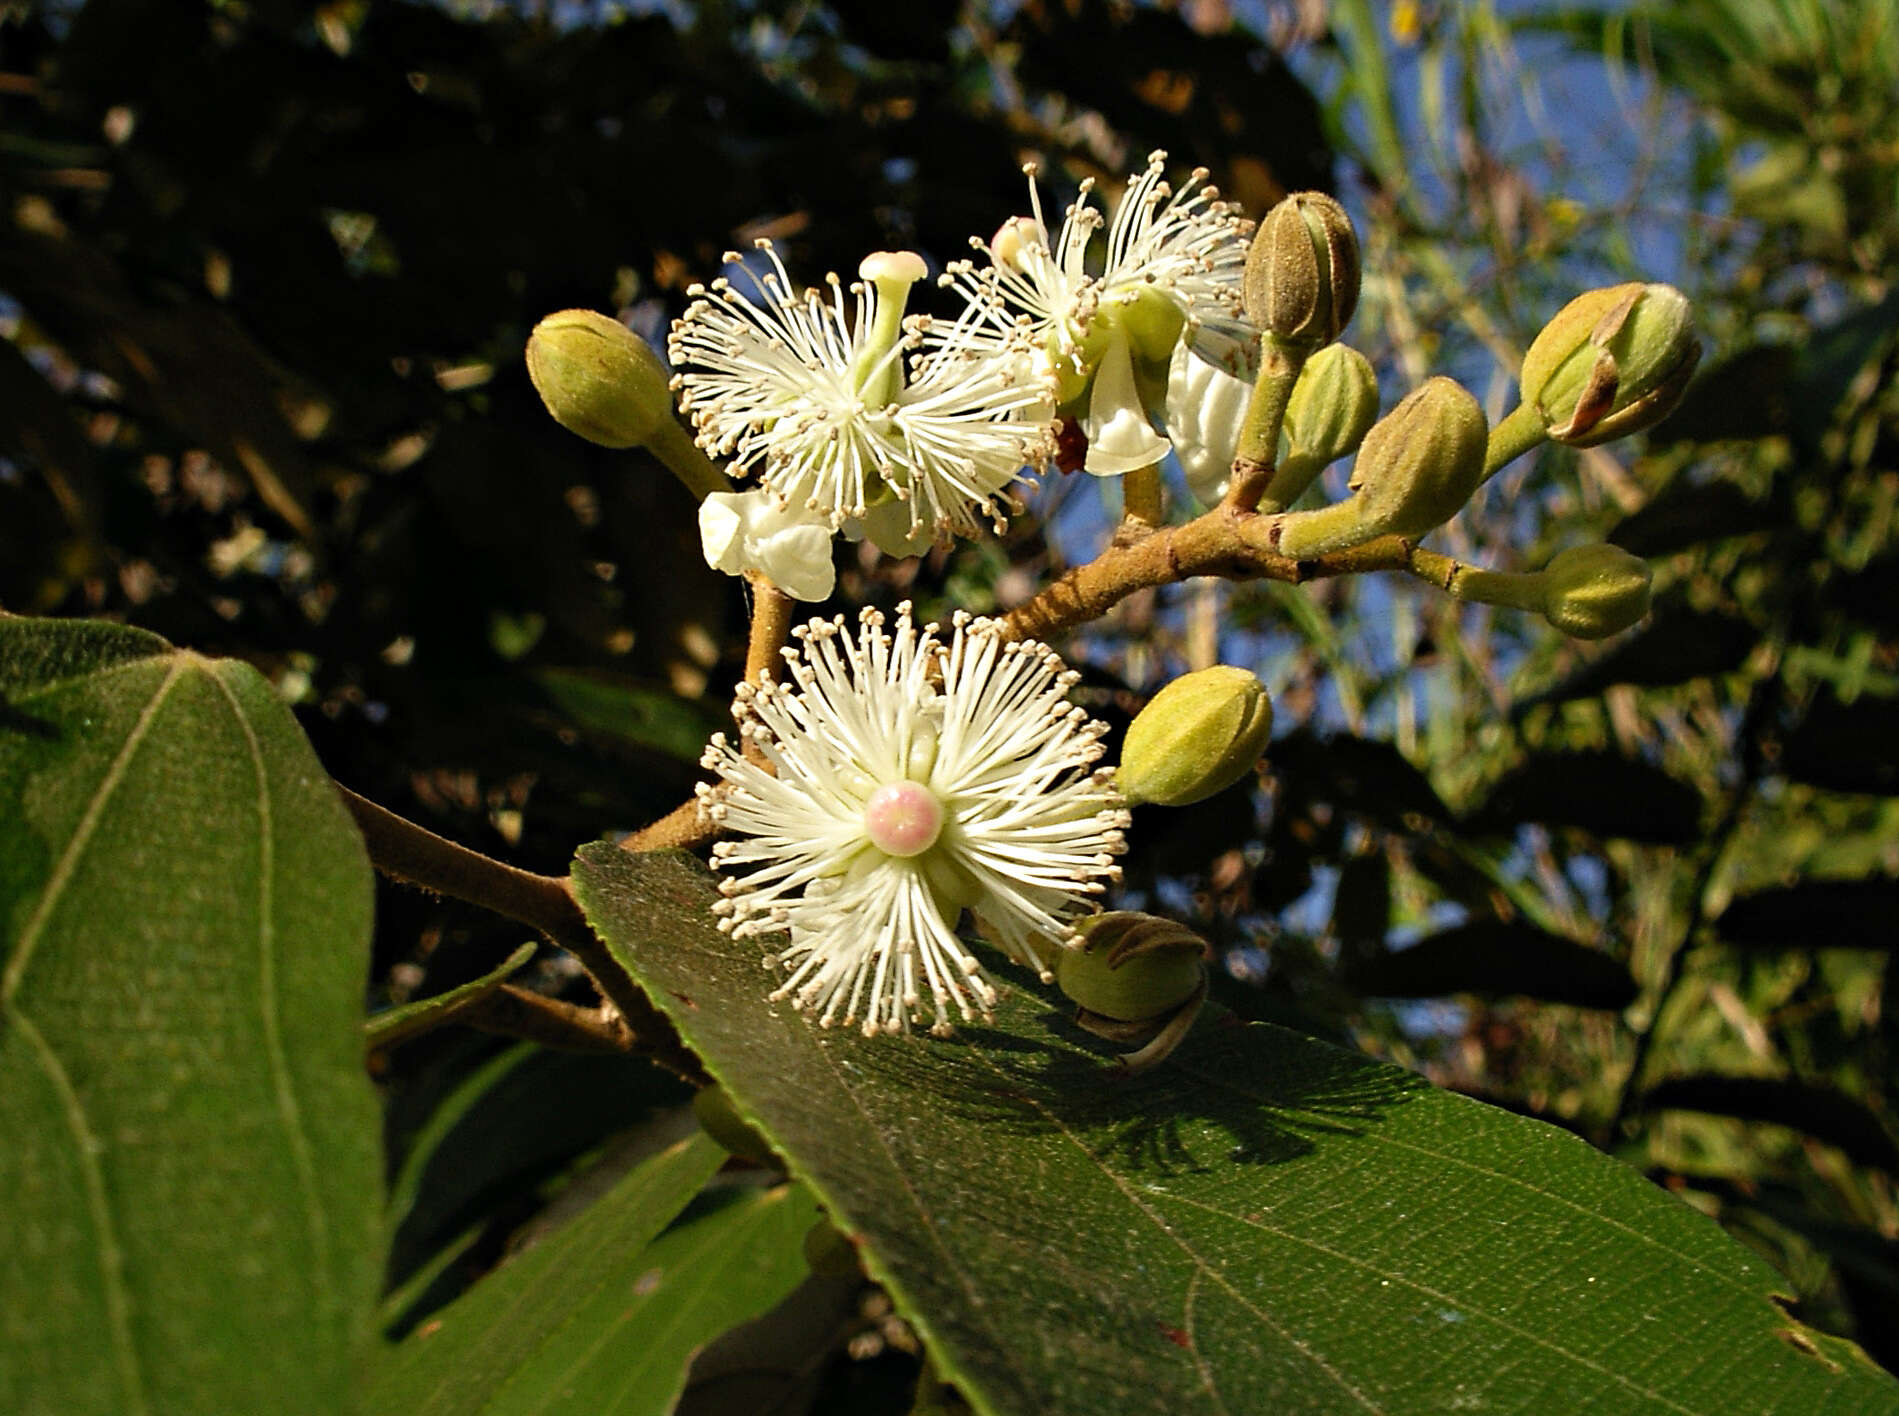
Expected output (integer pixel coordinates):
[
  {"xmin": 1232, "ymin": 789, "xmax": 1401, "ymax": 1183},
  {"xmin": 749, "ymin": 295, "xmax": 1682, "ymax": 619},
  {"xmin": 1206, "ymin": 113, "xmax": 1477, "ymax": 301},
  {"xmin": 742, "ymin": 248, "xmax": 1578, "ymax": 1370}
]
[{"xmin": 1243, "ymin": 192, "xmax": 1360, "ymax": 353}]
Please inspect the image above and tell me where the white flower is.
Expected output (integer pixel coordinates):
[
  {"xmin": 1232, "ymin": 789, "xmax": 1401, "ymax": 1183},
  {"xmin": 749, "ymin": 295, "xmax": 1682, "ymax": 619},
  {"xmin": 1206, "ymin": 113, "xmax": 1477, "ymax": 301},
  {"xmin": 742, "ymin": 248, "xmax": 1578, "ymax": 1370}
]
[
  {"xmin": 940, "ymin": 150, "xmax": 1252, "ymax": 474},
  {"xmin": 697, "ymin": 605, "xmax": 1129, "ymax": 1037},
  {"xmin": 699, "ymin": 490, "xmax": 837, "ymax": 602},
  {"xmin": 1164, "ymin": 329, "xmax": 1260, "ymax": 506},
  {"xmin": 669, "ymin": 245, "xmax": 1054, "ymax": 548}
]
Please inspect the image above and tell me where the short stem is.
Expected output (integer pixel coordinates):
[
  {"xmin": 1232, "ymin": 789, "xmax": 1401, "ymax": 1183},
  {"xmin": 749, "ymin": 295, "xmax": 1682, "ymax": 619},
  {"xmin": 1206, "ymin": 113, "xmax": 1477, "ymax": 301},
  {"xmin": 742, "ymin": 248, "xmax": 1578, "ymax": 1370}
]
[
  {"xmin": 1224, "ymin": 339, "xmax": 1304, "ymax": 513},
  {"xmin": 456, "ymin": 986, "xmax": 654, "ymax": 1058},
  {"xmin": 744, "ymin": 573, "xmax": 797, "ymax": 685},
  {"xmin": 645, "ymin": 417, "xmax": 733, "ymax": 501},
  {"xmin": 1119, "ymin": 462, "xmax": 1164, "ymax": 536},
  {"xmin": 1483, "ymin": 402, "xmax": 1548, "ymax": 481},
  {"xmin": 337, "ymin": 784, "xmax": 702, "ymax": 1079},
  {"xmin": 1257, "ymin": 451, "xmax": 1323, "ymax": 516},
  {"xmin": 1406, "ymin": 548, "xmax": 1548, "ymax": 614}
]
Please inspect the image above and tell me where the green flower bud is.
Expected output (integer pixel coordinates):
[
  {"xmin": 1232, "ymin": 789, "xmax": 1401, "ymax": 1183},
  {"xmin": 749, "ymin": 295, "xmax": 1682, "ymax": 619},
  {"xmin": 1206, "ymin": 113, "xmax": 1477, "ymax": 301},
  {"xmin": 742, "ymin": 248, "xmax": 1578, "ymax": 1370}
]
[
  {"xmin": 1519, "ymin": 283, "xmax": 1699, "ymax": 447},
  {"xmin": 1276, "ymin": 377, "xmax": 1488, "ymax": 558},
  {"xmin": 1537, "ymin": 544, "xmax": 1653, "ymax": 639},
  {"xmin": 1118, "ymin": 665, "xmax": 1273, "ymax": 807},
  {"xmin": 1243, "ymin": 192, "xmax": 1361, "ymax": 353},
  {"xmin": 526, "ymin": 309, "xmax": 674, "ymax": 449},
  {"xmin": 1058, "ymin": 913, "xmax": 1207, "ymax": 1023}
]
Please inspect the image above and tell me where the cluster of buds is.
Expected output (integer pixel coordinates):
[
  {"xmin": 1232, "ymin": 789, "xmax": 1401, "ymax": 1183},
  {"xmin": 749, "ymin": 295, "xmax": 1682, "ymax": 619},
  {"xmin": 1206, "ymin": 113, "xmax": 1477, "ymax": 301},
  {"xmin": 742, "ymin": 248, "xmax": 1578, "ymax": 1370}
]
[{"xmin": 522, "ymin": 157, "xmax": 1703, "ymax": 1068}]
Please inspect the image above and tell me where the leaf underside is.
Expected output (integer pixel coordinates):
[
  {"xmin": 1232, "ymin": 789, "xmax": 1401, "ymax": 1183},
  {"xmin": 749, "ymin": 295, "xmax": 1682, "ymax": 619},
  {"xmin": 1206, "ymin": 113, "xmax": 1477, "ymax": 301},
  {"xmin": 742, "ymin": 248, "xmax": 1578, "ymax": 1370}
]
[{"xmin": 1, "ymin": 618, "xmax": 381, "ymax": 1416}]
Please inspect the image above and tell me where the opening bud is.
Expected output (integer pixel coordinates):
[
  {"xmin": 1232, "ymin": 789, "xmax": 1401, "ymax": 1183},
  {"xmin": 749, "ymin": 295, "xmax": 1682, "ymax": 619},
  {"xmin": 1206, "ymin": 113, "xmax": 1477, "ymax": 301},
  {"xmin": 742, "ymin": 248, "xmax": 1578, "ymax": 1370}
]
[
  {"xmin": 1520, "ymin": 283, "xmax": 1699, "ymax": 447},
  {"xmin": 1537, "ymin": 544, "xmax": 1653, "ymax": 639},
  {"xmin": 1118, "ymin": 665, "xmax": 1273, "ymax": 807},
  {"xmin": 1277, "ymin": 376, "xmax": 1488, "ymax": 558},
  {"xmin": 1243, "ymin": 192, "xmax": 1360, "ymax": 353},
  {"xmin": 526, "ymin": 309, "xmax": 674, "ymax": 450},
  {"xmin": 1058, "ymin": 913, "xmax": 1207, "ymax": 1023}
]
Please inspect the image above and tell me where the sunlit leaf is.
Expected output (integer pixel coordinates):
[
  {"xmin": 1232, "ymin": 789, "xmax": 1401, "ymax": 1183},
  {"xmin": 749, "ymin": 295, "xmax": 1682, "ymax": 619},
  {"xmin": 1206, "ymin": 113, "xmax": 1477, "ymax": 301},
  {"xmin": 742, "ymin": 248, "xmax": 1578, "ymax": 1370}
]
[{"xmin": 573, "ymin": 846, "xmax": 1899, "ymax": 1416}]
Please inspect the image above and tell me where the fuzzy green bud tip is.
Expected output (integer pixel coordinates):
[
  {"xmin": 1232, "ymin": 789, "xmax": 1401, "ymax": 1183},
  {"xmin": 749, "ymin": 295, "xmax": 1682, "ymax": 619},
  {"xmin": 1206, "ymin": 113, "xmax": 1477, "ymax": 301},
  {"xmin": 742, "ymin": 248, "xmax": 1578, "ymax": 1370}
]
[
  {"xmin": 1058, "ymin": 913, "xmax": 1207, "ymax": 1022},
  {"xmin": 526, "ymin": 309, "xmax": 673, "ymax": 449},
  {"xmin": 1118, "ymin": 665, "xmax": 1273, "ymax": 807},
  {"xmin": 1275, "ymin": 376, "xmax": 1486, "ymax": 558},
  {"xmin": 1243, "ymin": 192, "xmax": 1360, "ymax": 353},
  {"xmin": 1284, "ymin": 343, "xmax": 1379, "ymax": 466},
  {"xmin": 691, "ymin": 1084, "xmax": 779, "ymax": 1166},
  {"xmin": 1519, "ymin": 283, "xmax": 1699, "ymax": 447},
  {"xmin": 1539, "ymin": 544, "xmax": 1653, "ymax": 639}
]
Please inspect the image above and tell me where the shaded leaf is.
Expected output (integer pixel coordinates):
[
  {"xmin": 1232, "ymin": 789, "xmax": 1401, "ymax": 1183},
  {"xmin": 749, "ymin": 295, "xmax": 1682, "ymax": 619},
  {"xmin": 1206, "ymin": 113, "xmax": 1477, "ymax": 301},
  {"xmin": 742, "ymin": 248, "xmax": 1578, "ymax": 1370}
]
[
  {"xmin": 1268, "ymin": 729, "xmax": 1453, "ymax": 827},
  {"xmin": 1515, "ymin": 606, "xmax": 1759, "ymax": 709},
  {"xmin": 534, "ymin": 668, "xmax": 727, "ymax": 766},
  {"xmin": 572, "ymin": 846, "xmax": 1899, "ymax": 1416},
  {"xmin": 1465, "ymin": 750, "xmax": 1704, "ymax": 845},
  {"xmin": 1346, "ymin": 919, "xmax": 1639, "ymax": 1009},
  {"xmin": 367, "ymin": 1134, "xmax": 805, "ymax": 1415},
  {"xmin": 1649, "ymin": 344, "xmax": 1797, "ymax": 444},
  {"xmin": 1610, "ymin": 479, "xmax": 1781, "ymax": 557},
  {"xmin": 366, "ymin": 941, "xmax": 538, "ymax": 1051},
  {"xmin": 385, "ymin": 1043, "xmax": 693, "ymax": 1296},
  {"xmin": 1715, "ymin": 879, "xmax": 1899, "ymax": 952},
  {"xmin": 1829, "ymin": 552, "xmax": 1899, "ymax": 636},
  {"xmin": 1780, "ymin": 691, "xmax": 1899, "ymax": 796},
  {"xmin": 0, "ymin": 617, "xmax": 381, "ymax": 1416},
  {"xmin": 1642, "ymin": 1076, "xmax": 1899, "ymax": 1174}
]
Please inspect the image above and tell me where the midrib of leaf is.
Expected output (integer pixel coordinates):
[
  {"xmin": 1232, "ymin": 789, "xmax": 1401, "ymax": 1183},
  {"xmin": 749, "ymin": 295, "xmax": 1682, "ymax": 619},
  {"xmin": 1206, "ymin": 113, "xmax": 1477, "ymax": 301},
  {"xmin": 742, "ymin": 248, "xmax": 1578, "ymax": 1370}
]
[
  {"xmin": 2, "ymin": 652, "xmax": 185, "ymax": 1416},
  {"xmin": 208, "ymin": 661, "xmax": 335, "ymax": 1325},
  {"xmin": 2, "ymin": 655, "xmax": 183, "ymax": 1005}
]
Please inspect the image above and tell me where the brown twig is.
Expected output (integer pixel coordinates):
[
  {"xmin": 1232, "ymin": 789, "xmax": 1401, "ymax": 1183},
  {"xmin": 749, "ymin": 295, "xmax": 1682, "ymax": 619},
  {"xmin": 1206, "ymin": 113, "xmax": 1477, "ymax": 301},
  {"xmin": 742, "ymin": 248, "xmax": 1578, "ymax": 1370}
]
[
  {"xmin": 998, "ymin": 503, "xmax": 1423, "ymax": 644},
  {"xmin": 337, "ymin": 783, "xmax": 702, "ymax": 1080},
  {"xmin": 744, "ymin": 572, "xmax": 797, "ymax": 685}
]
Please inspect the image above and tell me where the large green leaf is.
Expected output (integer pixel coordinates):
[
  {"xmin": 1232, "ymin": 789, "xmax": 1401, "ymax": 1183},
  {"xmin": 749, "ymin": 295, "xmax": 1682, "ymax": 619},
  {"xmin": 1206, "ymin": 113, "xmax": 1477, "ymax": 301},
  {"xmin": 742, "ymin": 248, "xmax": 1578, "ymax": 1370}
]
[
  {"xmin": 573, "ymin": 845, "xmax": 1899, "ymax": 1416},
  {"xmin": 367, "ymin": 1132, "xmax": 813, "ymax": 1414},
  {"xmin": 0, "ymin": 617, "xmax": 381, "ymax": 1416}
]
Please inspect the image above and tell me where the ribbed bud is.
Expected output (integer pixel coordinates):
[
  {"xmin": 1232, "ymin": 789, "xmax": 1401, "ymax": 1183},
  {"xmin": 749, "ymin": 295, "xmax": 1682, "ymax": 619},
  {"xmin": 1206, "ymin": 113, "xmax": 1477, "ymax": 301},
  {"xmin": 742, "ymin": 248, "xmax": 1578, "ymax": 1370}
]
[
  {"xmin": 526, "ymin": 309, "xmax": 674, "ymax": 449},
  {"xmin": 1284, "ymin": 343, "xmax": 1379, "ymax": 466},
  {"xmin": 1538, "ymin": 544, "xmax": 1653, "ymax": 639},
  {"xmin": 1278, "ymin": 377, "xmax": 1487, "ymax": 557},
  {"xmin": 1118, "ymin": 666, "xmax": 1273, "ymax": 807},
  {"xmin": 1242, "ymin": 192, "xmax": 1360, "ymax": 353},
  {"xmin": 1519, "ymin": 283, "xmax": 1699, "ymax": 447},
  {"xmin": 1058, "ymin": 913, "xmax": 1207, "ymax": 1023}
]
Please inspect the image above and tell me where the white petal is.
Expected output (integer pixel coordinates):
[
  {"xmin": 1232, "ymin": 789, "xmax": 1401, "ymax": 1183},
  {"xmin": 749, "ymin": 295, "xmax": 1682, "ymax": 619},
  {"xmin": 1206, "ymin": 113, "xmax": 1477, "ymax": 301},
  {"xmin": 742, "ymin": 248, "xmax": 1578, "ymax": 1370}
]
[
  {"xmin": 698, "ymin": 490, "xmax": 836, "ymax": 601},
  {"xmin": 1165, "ymin": 337, "xmax": 1256, "ymax": 505},
  {"xmin": 1081, "ymin": 331, "xmax": 1170, "ymax": 476}
]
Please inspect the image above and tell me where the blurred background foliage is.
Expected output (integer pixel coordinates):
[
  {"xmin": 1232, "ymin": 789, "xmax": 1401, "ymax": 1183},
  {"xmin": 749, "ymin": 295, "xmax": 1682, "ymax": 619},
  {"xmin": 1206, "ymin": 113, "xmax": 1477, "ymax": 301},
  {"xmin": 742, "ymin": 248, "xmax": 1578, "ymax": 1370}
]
[{"xmin": 3, "ymin": 0, "xmax": 1897, "ymax": 1397}]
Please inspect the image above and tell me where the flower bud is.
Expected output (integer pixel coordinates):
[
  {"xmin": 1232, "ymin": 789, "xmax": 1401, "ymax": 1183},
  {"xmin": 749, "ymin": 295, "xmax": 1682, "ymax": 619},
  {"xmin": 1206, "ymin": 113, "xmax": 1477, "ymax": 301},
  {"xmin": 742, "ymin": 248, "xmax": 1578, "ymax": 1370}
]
[
  {"xmin": 1243, "ymin": 192, "xmax": 1360, "ymax": 353},
  {"xmin": 1276, "ymin": 377, "xmax": 1488, "ymax": 558},
  {"xmin": 1118, "ymin": 666, "xmax": 1273, "ymax": 807},
  {"xmin": 1058, "ymin": 913, "xmax": 1207, "ymax": 1023},
  {"xmin": 1537, "ymin": 544, "xmax": 1653, "ymax": 639},
  {"xmin": 526, "ymin": 309, "xmax": 674, "ymax": 449},
  {"xmin": 1519, "ymin": 283, "xmax": 1699, "ymax": 447},
  {"xmin": 1268, "ymin": 342, "xmax": 1381, "ymax": 510}
]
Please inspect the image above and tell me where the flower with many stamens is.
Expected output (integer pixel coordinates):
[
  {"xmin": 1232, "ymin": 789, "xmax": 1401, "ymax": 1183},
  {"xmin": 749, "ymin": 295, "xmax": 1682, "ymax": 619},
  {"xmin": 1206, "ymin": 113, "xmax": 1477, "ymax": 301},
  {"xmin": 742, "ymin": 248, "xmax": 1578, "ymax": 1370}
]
[
  {"xmin": 939, "ymin": 151, "xmax": 1253, "ymax": 475},
  {"xmin": 669, "ymin": 245, "xmax": 1055, "ymax": 553},
  {"xmin": 696, "ymin": 604, "xmax": 1129, "ymax": 1037}
]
